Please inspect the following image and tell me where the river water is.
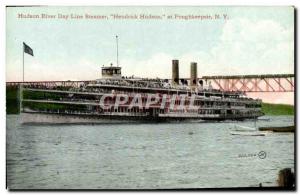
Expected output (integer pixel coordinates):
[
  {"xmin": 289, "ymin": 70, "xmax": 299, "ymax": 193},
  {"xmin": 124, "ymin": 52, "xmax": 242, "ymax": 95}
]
[{"xmin": 6, "ymin": 115, "xmax": 294, "ymax": 189}]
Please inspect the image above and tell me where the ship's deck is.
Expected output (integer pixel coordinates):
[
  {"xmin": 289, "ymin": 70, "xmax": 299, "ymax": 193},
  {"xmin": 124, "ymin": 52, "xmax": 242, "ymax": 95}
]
[{"xmin": 22, "ymin": 87, "xmax": 262, "ymax": 104}]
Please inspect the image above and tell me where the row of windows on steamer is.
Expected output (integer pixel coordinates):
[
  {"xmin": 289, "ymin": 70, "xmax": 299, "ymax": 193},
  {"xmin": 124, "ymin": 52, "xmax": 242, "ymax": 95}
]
[
  {"xmin": 101, "ymin": 98, "xmax": 257, "ymax": 107},
  {"xmin": 99, "ymin": 107, "xmax": 260, "ymax": 115},
  {"xmin": 102, "ymin": 69, "xmax": 121, "ymax": 74},
  {"xmin": 28, "ymin": 94, "xmax": 260, "ymax": 108},
  {"xmin": 102, "ymin": 107, "xmax": 215, "ymax": 114}
]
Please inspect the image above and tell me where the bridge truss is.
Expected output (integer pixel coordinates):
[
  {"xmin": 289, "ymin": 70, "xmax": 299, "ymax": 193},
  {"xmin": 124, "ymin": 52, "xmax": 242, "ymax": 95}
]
[
  {"xmin": 6, "ymin": 74, "xmax": 294, "ymax": 93},
  {"xmin": 202, "ymin": 74, "xmax": 294, "ymax": 92}
]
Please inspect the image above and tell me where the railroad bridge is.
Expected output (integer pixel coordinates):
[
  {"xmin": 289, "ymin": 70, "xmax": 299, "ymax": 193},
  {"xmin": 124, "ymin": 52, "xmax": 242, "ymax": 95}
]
[
  {"xmin": 6, "ymin": 74, "xmax": 294, "ymax": 93},
  {"xmin": 202, "ymin": 74, "xmax": 294, "ymax": 92}
]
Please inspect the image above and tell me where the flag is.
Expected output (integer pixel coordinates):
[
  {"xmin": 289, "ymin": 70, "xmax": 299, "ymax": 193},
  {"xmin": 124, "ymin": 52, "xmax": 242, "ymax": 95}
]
[{"xmin": 23, "ymin": 42, "xmax": 34, "ymax": 56}]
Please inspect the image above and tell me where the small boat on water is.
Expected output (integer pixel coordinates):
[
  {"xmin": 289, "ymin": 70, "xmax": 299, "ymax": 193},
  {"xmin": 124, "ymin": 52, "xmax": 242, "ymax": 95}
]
[
  {"xmin": 259, "ymin": 126, "xmax": 294, "ymax": 133},
  {"xmin": 231, "ymin": 119, "xmax": 266, "ymax": 136},
  {"xmin": 230, "ymin": 131, "xmax": 266, "ymax": 136}
]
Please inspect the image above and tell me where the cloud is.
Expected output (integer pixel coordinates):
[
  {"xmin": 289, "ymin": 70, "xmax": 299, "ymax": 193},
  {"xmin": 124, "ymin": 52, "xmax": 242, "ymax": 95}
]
[
  {"xmin": 120, "ymin": 53, "xmax": 173, "ymax": 78},
  {"xmin": 209, "ymin": 18, "xmax": 294, "ymax": 75},
  {"xmin": 6, "ymin": 18, "xmax": 293, "ymax": 83},
  {"xmin": 6, "ymin": 57, "xmax": 102, "ymax": 82},
  {"xmin": 118, "ymin": 18, "xmax": 293, "ymax": 79}
]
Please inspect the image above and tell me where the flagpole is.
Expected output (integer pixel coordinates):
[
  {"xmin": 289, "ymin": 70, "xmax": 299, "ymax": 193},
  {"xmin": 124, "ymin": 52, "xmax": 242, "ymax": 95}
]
[
  {"xmin": 23, "ymin": 43, "xmax": 24, "ymax": 82},
  {"xmin": 19, "ymin": 81, "xmax": 23, "ymax": 113},
  {"xmin": 20, "ymin": 43, "xmax": 24, "ymax": 113},
  {"xmin": 116, "ymin": 35, "xmax": 119, "ymax": 67},
  {"xmin": 20, "ymin": 42, "xmax": 34, "ymax": 113}
]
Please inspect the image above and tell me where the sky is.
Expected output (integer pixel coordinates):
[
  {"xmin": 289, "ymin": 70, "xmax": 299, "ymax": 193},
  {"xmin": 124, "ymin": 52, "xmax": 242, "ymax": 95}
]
[{"xmin": 6, "ymin": 6, "xmax": 294, "ymax": 104}]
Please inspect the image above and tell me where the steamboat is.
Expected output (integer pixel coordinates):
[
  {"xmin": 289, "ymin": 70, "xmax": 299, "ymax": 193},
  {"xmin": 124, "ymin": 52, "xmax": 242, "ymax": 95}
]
[{"xmin": 20, "ymin": 59, "xmax": 264, "ymax": 124}]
